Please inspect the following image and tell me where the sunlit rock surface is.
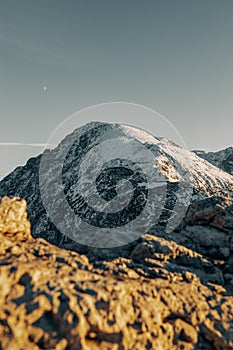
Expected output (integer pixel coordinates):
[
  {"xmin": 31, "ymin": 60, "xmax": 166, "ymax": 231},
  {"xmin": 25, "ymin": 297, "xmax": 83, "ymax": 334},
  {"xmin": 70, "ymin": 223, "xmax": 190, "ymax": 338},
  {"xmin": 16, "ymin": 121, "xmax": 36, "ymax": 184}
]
[{"xmin": 0, "ymin": 197, "xmax": 233, "ymax": 350}]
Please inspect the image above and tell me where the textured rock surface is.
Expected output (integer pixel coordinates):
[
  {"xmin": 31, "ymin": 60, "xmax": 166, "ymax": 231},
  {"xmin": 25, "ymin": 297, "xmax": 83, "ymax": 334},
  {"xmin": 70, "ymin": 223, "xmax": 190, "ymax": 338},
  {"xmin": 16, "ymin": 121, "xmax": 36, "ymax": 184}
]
[
  {"xmin": 195, "ymin": 147, "xmax": 233, "ymax": 176},
  {"xmin": 0, "ymin": 197, "xmax": 233, "ymax": 350}
]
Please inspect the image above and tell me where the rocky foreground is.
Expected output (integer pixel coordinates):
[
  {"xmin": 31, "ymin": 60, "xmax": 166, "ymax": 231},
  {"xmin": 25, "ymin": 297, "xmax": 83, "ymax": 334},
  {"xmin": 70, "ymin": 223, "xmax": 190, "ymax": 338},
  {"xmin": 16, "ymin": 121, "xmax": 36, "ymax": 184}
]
[{"xmin": 0, "ymin": 196, "xmax": 233, "ymax": 350}]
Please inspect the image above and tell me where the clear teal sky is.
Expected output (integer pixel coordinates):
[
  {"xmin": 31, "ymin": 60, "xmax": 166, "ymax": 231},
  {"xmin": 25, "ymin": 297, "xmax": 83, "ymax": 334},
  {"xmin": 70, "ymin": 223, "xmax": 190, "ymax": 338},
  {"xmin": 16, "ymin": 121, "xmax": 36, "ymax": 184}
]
[{"xmin": 0, "ymin": 0, "xmax": 233, "ymax": 177}]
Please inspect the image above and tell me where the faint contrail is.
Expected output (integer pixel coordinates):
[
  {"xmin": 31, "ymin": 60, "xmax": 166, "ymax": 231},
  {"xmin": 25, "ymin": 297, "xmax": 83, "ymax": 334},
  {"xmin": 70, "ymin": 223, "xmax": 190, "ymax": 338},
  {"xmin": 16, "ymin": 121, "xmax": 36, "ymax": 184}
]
[{"xmin": 0, "ymin": 142, "xmax": 55, "ymax": 147}]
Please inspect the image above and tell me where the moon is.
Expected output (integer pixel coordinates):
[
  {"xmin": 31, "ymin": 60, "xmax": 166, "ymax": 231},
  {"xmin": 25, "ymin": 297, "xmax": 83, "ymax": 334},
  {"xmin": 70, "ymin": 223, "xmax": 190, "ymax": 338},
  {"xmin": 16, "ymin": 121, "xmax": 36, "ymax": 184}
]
[{"xmin": 43, "ymin": 86, "xmax": 47, "ymax": 91}]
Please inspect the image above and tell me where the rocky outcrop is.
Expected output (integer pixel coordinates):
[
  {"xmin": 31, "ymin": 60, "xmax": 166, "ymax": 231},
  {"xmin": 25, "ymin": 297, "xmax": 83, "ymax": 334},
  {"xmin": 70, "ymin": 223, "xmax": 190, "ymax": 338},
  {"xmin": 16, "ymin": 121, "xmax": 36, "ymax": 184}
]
[
  {"xmin": 154, "ymin": 192, "xmax": 233, "ymax": 256},
  {"xmin": 0, "ymin": 197, "xmax": 233, "ymax": 350}
]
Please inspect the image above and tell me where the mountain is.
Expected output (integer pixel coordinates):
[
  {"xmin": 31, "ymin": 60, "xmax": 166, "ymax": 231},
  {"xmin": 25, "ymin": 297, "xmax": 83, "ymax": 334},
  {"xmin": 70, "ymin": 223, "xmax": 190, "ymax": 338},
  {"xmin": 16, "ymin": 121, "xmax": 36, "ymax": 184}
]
[
  {"xmin": 0, "ymin": 123, "xmax": 233, "ymax": 349},
  {"xmin": 0, "ymin": 122, "xmax": 233, "ymax": 257},
  {"xmin": 0, "ymin": 122, "xmax": 232, "ymax": 254}
]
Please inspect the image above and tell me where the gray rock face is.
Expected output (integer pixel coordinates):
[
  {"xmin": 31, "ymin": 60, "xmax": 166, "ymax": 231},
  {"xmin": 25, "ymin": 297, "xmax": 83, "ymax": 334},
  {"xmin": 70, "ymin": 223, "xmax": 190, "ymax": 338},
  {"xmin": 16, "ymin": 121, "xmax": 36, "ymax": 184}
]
[
  {"xmin": 0, "ymin": 122, "xmax": 232, "ymax": 260},
  {"xmin": 195, "ymin": 147, "xmax": 233, "ymax": 176}
]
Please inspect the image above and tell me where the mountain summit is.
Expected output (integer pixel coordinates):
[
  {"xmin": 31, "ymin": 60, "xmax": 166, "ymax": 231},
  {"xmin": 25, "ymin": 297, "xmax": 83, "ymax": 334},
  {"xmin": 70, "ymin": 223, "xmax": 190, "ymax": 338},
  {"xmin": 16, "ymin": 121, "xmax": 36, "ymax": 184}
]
[{"xmin": 0, "ymin": 122, "xmax": 232, "ymax": 257}]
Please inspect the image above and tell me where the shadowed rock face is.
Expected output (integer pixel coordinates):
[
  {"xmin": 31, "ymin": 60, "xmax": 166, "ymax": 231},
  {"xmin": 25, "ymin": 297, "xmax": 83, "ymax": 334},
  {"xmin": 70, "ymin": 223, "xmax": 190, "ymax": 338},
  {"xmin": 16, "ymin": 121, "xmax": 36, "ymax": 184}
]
[
  {"xmin": 195, "ymin": 147, "xmax": 233, "ymax": 176},
  {"xmin": 0, "ymin": 197, "xmax": 233, "ymax": 350}
]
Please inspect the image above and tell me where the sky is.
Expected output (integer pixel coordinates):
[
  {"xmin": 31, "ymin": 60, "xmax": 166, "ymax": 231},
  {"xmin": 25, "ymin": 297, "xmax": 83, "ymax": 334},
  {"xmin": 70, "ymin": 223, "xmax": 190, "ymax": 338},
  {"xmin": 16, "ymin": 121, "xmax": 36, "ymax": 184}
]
[{"xmin": 0, "ymin": 0, "xmax": 233, "ymax": 178}]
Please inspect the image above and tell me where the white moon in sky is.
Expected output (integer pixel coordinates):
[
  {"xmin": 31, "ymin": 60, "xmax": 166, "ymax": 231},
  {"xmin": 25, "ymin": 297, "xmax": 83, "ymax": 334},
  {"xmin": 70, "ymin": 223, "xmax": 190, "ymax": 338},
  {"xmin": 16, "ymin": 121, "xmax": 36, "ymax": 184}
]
[{"xmin": 43, "ymin": 86, "xmax": 47, "ymax": 91}]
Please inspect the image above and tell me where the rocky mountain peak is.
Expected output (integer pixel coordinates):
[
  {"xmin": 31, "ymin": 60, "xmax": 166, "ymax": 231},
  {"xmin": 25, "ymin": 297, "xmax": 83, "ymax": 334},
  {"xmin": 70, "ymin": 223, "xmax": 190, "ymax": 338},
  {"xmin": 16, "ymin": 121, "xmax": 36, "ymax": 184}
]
[
  {"xmin": 1, "ymin": 123, "xmax": 233, "ymax": 349},
  {"xmin": 0, "ymin": 122, "xmax": 232, "ymax": 256}
]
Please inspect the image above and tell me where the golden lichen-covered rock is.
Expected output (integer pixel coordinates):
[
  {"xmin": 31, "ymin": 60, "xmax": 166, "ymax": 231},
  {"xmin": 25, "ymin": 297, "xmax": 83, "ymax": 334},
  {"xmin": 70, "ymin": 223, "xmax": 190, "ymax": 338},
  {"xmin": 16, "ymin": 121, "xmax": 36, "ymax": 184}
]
[
  {"xmin": 0, "ymin": 196, "xmax": 31, "ymax": 238},
  {"xmin": 0, "ymin": 197, "xmax": 233, "ymax": 350}
]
